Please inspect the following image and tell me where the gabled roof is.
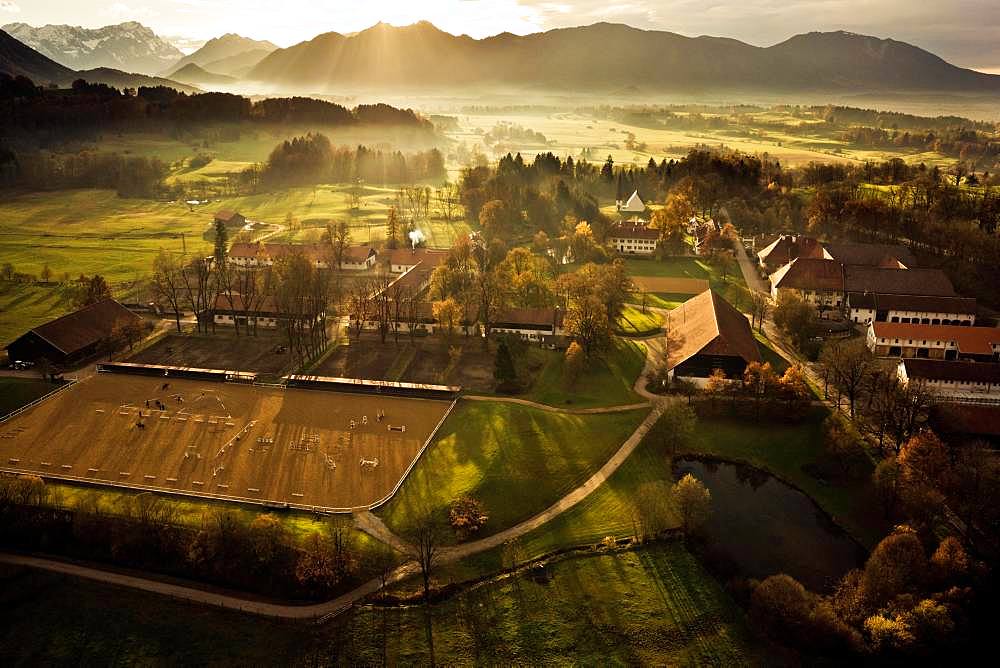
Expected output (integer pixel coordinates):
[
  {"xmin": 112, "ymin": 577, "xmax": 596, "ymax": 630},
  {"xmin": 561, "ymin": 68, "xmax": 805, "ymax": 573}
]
[
  {"xmin": 844, "ymin": 266, "xmax": 955, "ymax": 297},
  {"xmin": 930, "ymin": 404, "xmax": 1000, "ymax": 437},
  {"xmin": 608, "ymin": 222, "xmax": 659, "ymax": 241},
  {"xmin": 214, "ymin": 209, "xmax": 241, "ymax": 222},
  {"xmin": 871, "ymin": 322, "xmax": 1000, "ymax": 356},
  {"xmin": 665, "ymin": 289, "xmax": 761, "ymax": 372},
  {"xmin": 621, "ymin": 190, "xmax": 646, "ymax": 213},
  {"xmin": 770, "ymin": 257, "xmax": 844, "ymax": 292},
  {"xmin": 823, "ymin": 242, "xmax": 916, "ymax": 269},
  {"xmin": 757, "ymin": 235, "xmax": 826, "ymax": 268},
  {"xmin": 847, "ymin": 292, "xmax": 976, "ymax": 314},
  {"xmin": 14, "ymin": 299, "xmax": 141, "ymax": 355},
  {"xmin": 214, "ymin": 293, "xmax": 281, "ymax": 314},
  {"xmin": 900, "ymin": 358, "xmax": 1000, "ymax": 384}
]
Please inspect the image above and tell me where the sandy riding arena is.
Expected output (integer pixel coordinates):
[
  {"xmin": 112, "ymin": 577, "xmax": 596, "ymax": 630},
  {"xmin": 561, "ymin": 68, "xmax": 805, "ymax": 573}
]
[
  {"xmin": 0, "ymin": 374, "xmax": 454, "ymax": 511},
  {"xmin": 631, "ymin": 276, "xmax": 710, "ymax": 294}
]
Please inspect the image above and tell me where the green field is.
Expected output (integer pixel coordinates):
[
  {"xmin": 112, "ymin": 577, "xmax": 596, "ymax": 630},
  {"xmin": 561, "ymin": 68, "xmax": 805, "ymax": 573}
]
[
  {"xmin": 520, "ymin": 337, "xmax": 646, "ymax": 408},
  {"xmin": 615, "ymin": 304, "xmax": 664, "ymax": 335},
  {"xmin": 0, "ymin": 540, "xmax": 765, "ymax": 665},
  {"xmin": 377, "ymin": 400, "xmax": 648, "ymax": 542}
]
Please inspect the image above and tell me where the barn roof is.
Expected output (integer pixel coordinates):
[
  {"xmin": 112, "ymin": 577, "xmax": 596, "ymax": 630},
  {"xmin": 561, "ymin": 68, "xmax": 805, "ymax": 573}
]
[
  {"xmin": 843, "ymin": 266, "xmax": 955, "ymax": 297},
  {"xmin": 872, "ymin": 322, "xmax": 1000, "ymax": 356},
  {"xmin": 14, "ymin": 299, "xmax": 141, "ymax": 356},
  {"xmin": 214, "ymin": 209, "xmax": 241, "ymax": 222},
  {"xmin": 665, "ymin": 289, "xmax": 761, "ymax": 372}
]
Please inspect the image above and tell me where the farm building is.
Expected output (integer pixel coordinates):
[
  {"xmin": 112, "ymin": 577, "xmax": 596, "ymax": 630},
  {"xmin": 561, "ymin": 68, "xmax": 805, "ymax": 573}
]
[
  {"xmin": 769, "ymin": 258, "xmax": 845, "ymax": 308},
  {"xmin": 352, "ymin": 301, "xmax": 439, "ymax": 335},
  {"xmin": 387, "ymin": 248, "xmax": 447, "ymax": 274},
  {"xmin": 5, "ymin": 299, "xmax": 142, "ymax": 367},
  {"xmin": 897, "ymin": 358, "xmax": 1000, "ymax": 404},
  {"xmin": 616, "ymin": 190, "xmax": 647, "ymax": 221},
  {"xmin": 214, "ymin": 210, "xmax": 246, "ymax": 228},
  {"xmin": 847, "ymin": 293, "xmax": 976, "ymax": 326},
  {"xmin": 490, "ymin": 307, "xmax": 566, "ymax": 344},
  {"xmin": 663, "ymin": 289, "xmax": 761, "ymax": 383},
  {"xmin": 608, "ymin": 222, "xmax": 658, "ymax": 255},
  {"xmin": 757, "ymin": 235, "xmax": 826, "ymax": 273},
  {"xmin": 340, "ymin": 246, "xmax": 378, "ymax": 270},
  {"xmin": 867, "ymin": 322, "xmax": 1000, "ymax": 361},
  {"xmin": 211, "ymin": 294, "xmax": 324, "ymax": 329}
]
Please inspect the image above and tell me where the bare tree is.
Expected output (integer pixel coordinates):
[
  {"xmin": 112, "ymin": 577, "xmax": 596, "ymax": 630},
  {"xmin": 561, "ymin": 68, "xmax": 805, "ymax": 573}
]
[
  {"xmin": 152, "ymin": 251, "xmax": 184, "ymax": 332},
  {"xmin": 406, "ymin": 509, "xmax": 446, "ymax": 602}
]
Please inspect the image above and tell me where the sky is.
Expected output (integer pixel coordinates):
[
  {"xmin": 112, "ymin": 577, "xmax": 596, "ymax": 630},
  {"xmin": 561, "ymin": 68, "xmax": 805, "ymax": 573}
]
[{"xmin": 3, "ymin": 0, "xmax": 999, "ymax": 72}]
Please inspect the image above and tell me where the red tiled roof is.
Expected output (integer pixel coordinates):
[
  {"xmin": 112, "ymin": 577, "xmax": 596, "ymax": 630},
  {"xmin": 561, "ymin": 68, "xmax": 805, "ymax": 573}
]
[
  {"xmin": 493, "ymin": 307, "xmax": 564, "ymax": 328},
  {"xmin": 758, "ymin": 235, "xmax": 825, "ymax": 268},
  {"xmin": 665, "ymin": 289, "xmax": 761, "ymax": 371},
  {"xmin": 341, "ymin": 246, "xmax": 376, "ymax": 263},
  {"xmin": 823, "ymin": 242, "xmax": 916, "ymax": 268},
  {"xmin": 213, "ymin": 294, "xmax": 279, "ymax": 313},
  {"xmin": 24, "ymin": 299, "xmax": 141, "ymax": 356},
  {"xmin": 215, "ymin": 210, "xmax": 241, "ymax": 222},
  {"xmin": 872, "ymin": 322, "xmax": 1000, "ymax": 356},
  {"xmin": 848, "ymin": 292, "xmax": 976, "ymax": 314}
]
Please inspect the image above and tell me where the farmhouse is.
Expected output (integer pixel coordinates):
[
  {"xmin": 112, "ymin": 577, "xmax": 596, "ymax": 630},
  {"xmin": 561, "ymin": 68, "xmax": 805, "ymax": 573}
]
[
  {"xmin": 847, "ymin": 292, "xmax": 976, "ymax": 326},
  {"xmin": 227, "ymin": 242, "xmax": 332, "ymax": 269},
  {"xmin": 214, "ymin": 210, "xmax": 246, "ymax": 228},
  {"xmin": 842, "ymin": 266, "xmax": 955, "ymax": 297},
  {"xmin": 769, "ymin": 258, "xmax": 845, "ymax": 308},
  {"xmin": 490, "ymin": 307, "xmax": 565, "ymax": 344},
  {"xmin": 897, "ymin": 358, "xmax": 1000, "ymax": 404},
  {"xmin": 608, "ymin": 222, "xmax": 658, "ymax": 255},
  {"xmin": 5, "ymin": 299, "xmax": 142, "ymax": 367},
  {"xmin": 663, "ymin": 289, "xmax": 761, "ymax": 383},
  {"xmin": 387, "ymin": 248, "xmax": 447, "ymax": 274},
  {"xmin": 867, "ymin": 322, "xmax": 1000, "ymax": 361}
]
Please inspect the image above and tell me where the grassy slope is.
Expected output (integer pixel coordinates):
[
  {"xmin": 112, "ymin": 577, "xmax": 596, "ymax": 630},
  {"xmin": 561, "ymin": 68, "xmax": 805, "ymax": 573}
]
[
  {"xmin": 520, "ymin": 337, "xmax": 645, "ymax": 408},
  {"xmin": 357, "ymin": 543, "xmax": 761, "ymax": 665},
  {"xmin": 377, "ymin": 401, "xmax": 648, "ymax": 542},
  {"xmin": 0, "ymin": 542, "xmax": 767, "ymax": 665}
]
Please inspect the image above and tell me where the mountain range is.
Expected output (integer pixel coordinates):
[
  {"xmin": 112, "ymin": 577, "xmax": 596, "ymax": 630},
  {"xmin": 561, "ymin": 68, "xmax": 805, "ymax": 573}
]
[
  {"xmin": 2, "ymin": 21, "xmax": 182, "ymax": 75},
  {"xmin": 166, "ymin": 33, "xmax": 277, "ymax": 77},
  {"xmin": 0, "ymin": 29, "xmax": 199, "ymax": 93},
  {"xmin": 4, "ymin": 20, "xmax": 1000, "ymax": 97},
  {"xmin": 246, "ymin": 21, "xmax": 1000, "ymax": 94}
]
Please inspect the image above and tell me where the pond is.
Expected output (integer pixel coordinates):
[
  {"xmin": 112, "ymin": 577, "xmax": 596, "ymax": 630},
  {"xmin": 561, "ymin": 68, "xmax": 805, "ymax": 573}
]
[{"xmin": 674, "ymin": 458, "xmax": 866, "ymax": 592}]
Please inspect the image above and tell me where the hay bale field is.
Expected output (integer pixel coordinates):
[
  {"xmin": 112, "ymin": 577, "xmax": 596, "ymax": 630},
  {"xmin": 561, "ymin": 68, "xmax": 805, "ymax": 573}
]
[
  {"xmin": 0, "ymin": 374, "xmax": 453, "ymax": 511},
  {"xmin": 631, "ymin": 276, "xmax": 709, "ymax": 294}
]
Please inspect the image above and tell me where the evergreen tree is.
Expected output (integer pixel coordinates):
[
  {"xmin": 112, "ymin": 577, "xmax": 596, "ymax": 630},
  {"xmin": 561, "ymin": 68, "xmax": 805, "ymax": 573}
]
[
  {"xmin": 494, "ymin": 339, "xmax": 517, "ymax": 388},
  {"xmin": 214, "ymin": 219, "xmax": 228, "ymax": 264}
]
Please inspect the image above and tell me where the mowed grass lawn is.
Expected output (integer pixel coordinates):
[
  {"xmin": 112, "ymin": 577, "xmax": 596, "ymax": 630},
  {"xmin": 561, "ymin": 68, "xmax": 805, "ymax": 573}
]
[
  {"xmin": 521, "ymin": 337, "xmax": 646, "ymax": 408},
  {"xmin": 377, "ymin": 401, "xmax": 648, "ymax": 542},
  {"xmin": 351, "ymin": 543, "xmax": 761, "ymax": 665},
  {"xmin": 615, "ymin": 304, "xmax": 663, "ymax": 335}
]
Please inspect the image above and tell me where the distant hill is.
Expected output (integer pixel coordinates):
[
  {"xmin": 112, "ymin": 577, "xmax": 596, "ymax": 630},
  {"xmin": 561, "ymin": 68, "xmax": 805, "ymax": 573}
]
[
  {"xmin": 2, "ymin": 21, "xmax": 182, "ymax": 75},
  {"xmin": 0, "ymin": 28, "xmax": 74, "ymax": 83},
  {"xmin": 0, "ymin": 30, "xmax": 199, "ymax": 93},
  {"xmin": 202, "ymin": 48, "xmax": 274, "ymax": 78},
  {"xmin": 167, "ymin": 63, "xmax": 237, "ymax": 87},
  {"xmin": 247, "ymin": 21, "xmax": 1000, "ymax": 94},
  {"xmin": 166, "ymin": 33, "xmax": 277, "ymax": 76}
]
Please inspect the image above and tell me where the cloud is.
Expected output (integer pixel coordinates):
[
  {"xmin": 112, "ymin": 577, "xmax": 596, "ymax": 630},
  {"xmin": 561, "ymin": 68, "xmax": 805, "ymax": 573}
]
[{"xmin": 0, "ymin": 1, "xmax": 20, "ymax": 14}]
